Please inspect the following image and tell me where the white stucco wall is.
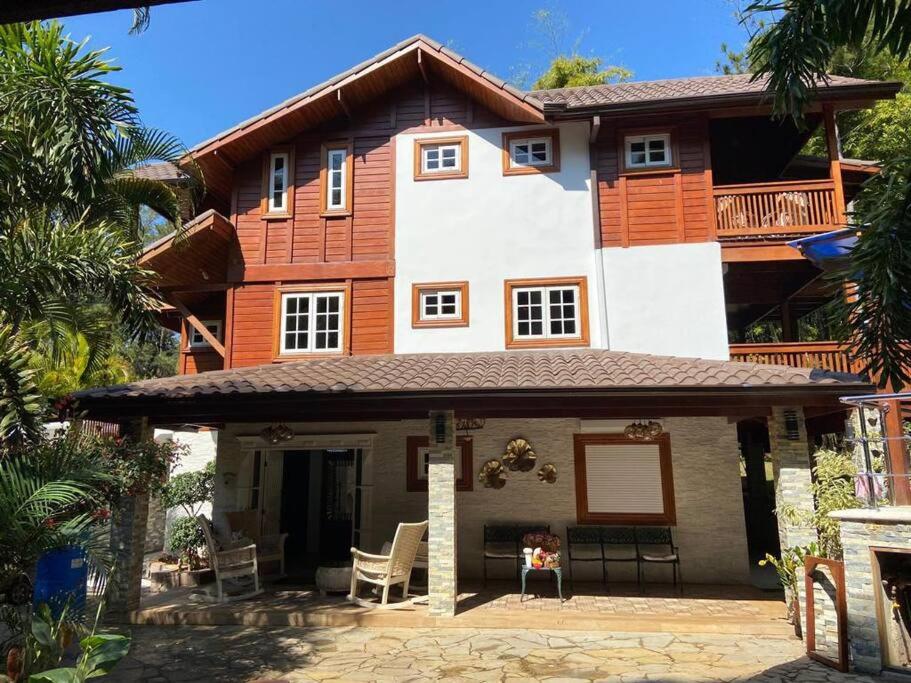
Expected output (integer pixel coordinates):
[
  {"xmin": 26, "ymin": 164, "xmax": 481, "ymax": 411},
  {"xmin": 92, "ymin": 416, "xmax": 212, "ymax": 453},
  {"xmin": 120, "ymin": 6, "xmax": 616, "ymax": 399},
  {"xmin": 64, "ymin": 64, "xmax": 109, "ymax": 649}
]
[
  {"xmin": 154, "ymin": 428, "xmax": 217, "ymax": 527},
  {"xmin": 599, "ymin": 242, "xmax": 730, "ymax": 360},
  {"xmin": 394, "ymin": 121, "xmax": 601, "ymax": 353}
]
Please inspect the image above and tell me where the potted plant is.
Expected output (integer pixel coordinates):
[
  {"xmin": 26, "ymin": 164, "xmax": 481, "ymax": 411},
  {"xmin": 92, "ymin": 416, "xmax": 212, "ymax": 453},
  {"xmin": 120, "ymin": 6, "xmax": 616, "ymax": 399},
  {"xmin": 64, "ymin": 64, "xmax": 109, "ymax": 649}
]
[{"xmin": 160, "ymin": 463, "xmax": 215, "ymax": 587}]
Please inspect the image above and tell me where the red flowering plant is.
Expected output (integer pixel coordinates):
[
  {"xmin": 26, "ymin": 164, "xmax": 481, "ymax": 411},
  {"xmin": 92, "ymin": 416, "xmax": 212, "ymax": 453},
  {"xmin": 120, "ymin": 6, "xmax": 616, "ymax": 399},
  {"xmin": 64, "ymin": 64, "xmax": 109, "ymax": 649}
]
[{"xmin": 96, "ymin": 436, "xmax": 184, "ymax": 502}]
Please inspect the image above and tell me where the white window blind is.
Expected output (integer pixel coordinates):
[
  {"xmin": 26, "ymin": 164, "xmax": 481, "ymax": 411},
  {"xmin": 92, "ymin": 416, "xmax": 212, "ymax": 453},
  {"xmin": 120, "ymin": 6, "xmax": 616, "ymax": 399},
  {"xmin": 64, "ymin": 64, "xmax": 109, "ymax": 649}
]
[{"xmin": 584, "ymin": 443, "xmax": 665, "ymax": 514}]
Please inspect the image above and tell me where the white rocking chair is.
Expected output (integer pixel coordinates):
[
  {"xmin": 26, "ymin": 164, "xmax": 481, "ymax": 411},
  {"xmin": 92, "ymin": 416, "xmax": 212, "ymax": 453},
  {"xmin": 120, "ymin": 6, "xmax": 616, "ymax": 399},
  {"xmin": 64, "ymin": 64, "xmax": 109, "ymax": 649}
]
[
  {"xmin": 347, "ymin": 520, "xmax": 428, "ymax": 608},
  {"xmin": 196, "ymin": 515, "xmax": 263, "ymax": 603}
]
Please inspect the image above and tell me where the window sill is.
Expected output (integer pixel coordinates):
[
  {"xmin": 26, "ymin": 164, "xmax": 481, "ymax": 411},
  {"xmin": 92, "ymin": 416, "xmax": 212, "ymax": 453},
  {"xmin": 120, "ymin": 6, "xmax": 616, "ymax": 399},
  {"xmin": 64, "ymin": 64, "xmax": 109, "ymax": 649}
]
[
  {"xmin": 320, "ymin": 209, "xmax": 352, "ymax": 218},
  {"xmin": 414, "ymin": 171, "xmax": 468, "ymax": 181},
  {"xmin": 505, "ymin": 338, "xmax": 589, "ymax": 350},
  {"xmin": 272, "ymin": 351, "xmax": 348, "ymax": 363},
  {"xmin": 262, "ymin": 212, "xmax": 293, "ymax": 221},
  {"xmin": 503, "ymin": 164, "xmax": 560, "ymax": 177},
  {"xmin": 412, "ymin": 319, "xmax": 469, "ymax": 329},
  {"xmin": 183, "ymin": 347, "xmax": 219, "ymax": 354},
  {"xmin": 619, "ymin": 165, "xmax": 679, "ymax": 177}
]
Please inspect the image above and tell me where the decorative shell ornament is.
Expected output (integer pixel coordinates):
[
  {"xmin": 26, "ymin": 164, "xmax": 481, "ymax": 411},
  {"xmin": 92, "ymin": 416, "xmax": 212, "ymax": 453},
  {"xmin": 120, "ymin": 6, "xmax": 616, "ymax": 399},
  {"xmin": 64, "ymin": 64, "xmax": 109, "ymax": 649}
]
[
  {"xmin": 502, "ymin": 438, "xmax": 537, "ymax": 472},
  {"xmin": 478, "ymin": 459, "xmax": 507, "ymax": 489},
  {"xmin": 537, "ymin": 464, "xmax": 557, "ymax": 484}
]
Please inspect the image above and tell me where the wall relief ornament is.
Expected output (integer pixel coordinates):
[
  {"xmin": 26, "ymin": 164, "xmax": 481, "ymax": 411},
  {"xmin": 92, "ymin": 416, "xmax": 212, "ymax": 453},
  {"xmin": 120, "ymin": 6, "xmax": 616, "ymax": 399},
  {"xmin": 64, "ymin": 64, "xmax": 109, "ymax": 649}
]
[
  {"xmin": 502, "ymin": 438, "xmax": 537, "ymax": 472},
  {"xmin": 537, "ymin": 464, "xmax": 557, "ymax": 483},
  {"xmin": 478, "ymin": 459, "xmax": 507, "ymax": 489}
]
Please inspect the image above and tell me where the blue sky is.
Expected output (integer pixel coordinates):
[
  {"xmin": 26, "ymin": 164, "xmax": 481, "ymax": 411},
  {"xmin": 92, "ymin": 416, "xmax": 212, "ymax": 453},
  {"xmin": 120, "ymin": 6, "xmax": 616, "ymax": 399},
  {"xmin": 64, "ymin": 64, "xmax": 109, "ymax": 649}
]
[{"xmin": 60, "ymin": 0, "xmax": 749, "ymax": 149}]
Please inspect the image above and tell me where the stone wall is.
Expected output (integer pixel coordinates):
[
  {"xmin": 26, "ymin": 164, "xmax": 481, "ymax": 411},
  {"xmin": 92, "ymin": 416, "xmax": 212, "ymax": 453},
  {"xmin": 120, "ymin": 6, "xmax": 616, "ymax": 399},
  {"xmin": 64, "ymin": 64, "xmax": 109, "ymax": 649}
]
[
  {"xmin": 214, "ymin": 415, "xmax": 751, "ymax": 585},
  {"xmin": 833, "ymin": 508, "xmax": 911, "ymax": 674}
]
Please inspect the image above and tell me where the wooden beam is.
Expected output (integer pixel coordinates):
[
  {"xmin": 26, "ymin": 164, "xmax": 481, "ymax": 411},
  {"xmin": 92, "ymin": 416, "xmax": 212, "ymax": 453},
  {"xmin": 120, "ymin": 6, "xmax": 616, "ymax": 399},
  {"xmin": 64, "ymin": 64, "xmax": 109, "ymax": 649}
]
[
  {"xmin": 823, "ymin": 105, "xmax": 847, "ymax": 224},
  {"xmin": 883, "ymin": 398, "xmax": 911, "ymax": 505},
  {"xmin": 416, "ymin": 48, "xmax": 430, "ymax": 84},
  {"xmin": 721, "ymin": 243, "xmax": 805, "ymax": 263},
  {"xmin": 0, "ymin": 0, "xmax": 194, "ymax": 22},
  {"xmin": 589, "ymin": 115, "xmax": 601, "ymax": 144},
  {"xmin": 337, "ymin": 89, "xmax": 352, "ymax": 119},
  {"xmin": 167, "ymin": 296, "xmax": 225, "ymax": 358}
]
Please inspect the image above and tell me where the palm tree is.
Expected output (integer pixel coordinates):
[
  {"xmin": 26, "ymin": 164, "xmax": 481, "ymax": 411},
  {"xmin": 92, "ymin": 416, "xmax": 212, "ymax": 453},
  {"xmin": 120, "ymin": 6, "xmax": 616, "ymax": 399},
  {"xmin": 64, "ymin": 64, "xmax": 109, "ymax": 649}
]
[
  {"xmin": 0, "ymin": 21, "xmax": 201, "ymax": 445},
  {"xmin": 746, "ymin": 1, "xmax": 911, "ymax": 389}
]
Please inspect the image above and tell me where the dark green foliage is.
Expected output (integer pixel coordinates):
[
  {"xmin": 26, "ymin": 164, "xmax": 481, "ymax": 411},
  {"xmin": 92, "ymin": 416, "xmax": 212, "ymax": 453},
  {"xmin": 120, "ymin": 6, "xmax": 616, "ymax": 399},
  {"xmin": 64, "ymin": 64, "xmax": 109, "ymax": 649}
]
[
  {"xmin": 160, "ymin": 462, "xmax": 215, "ymax": 517},
  {"xmin": 166, "ymin": 516, "xmax": 207, "ymax": 570}
]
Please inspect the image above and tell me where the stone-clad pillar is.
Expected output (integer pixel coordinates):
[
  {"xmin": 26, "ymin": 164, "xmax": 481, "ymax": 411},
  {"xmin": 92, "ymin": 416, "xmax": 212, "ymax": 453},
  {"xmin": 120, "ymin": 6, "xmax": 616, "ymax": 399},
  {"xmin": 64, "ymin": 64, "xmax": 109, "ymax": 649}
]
[
  {"xmin": 770, "ymin": 406, "xmax": 815, "ymax": 550},
  {"xmin": 427, "ymin": 411, "xmax": 457, "ymax": 617},
  {"xmin": 107, "ymin": 418, "xmax": 151, "ymax": 621}
]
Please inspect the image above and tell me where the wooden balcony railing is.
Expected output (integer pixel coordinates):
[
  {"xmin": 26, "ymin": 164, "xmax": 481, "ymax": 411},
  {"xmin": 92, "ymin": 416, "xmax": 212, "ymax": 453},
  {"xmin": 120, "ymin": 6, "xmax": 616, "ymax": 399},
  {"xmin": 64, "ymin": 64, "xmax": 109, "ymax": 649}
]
[
  {"xmin": 729, "ymin": 341, "xmax": 864, "ymax": 375},
  {"xmin": 714, "ymin": 179, "xmax": 840, "ymax": 238}
]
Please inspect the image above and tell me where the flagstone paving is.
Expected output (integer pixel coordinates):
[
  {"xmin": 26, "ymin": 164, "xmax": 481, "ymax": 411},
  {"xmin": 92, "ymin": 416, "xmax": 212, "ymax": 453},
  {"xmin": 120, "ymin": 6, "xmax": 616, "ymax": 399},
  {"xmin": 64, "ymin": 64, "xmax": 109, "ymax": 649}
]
[{"xmin": 107, "ymin": 625, "xmax": 881, "ymax": 682}]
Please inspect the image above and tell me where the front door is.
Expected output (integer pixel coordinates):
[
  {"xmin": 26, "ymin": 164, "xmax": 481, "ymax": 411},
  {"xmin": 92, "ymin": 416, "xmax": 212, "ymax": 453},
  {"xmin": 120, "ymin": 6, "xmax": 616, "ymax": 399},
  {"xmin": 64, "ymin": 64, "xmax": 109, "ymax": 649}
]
[{"xmin": 319, "ymin": 449, "xmax": 356, "ymax": 561}]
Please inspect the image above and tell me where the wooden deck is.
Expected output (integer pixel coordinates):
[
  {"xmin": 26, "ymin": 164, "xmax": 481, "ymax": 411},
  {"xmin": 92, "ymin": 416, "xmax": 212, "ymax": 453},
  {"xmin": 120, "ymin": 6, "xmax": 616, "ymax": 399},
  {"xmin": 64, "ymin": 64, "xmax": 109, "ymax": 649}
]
[{"xmin": 129, "ymin": 581, "xmax": 793, "ymax": 636}]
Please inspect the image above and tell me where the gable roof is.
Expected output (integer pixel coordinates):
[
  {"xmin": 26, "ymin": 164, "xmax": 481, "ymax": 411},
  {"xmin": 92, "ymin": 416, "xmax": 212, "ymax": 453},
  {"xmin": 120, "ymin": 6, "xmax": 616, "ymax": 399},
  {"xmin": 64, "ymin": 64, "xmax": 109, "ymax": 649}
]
[
  {"xmin": 532, "ymin": 73, "xmax": 901, "ymax": 113},
  {"xmin": 185, "ymin": 34, "xmax": 900, "ymax": 201}
]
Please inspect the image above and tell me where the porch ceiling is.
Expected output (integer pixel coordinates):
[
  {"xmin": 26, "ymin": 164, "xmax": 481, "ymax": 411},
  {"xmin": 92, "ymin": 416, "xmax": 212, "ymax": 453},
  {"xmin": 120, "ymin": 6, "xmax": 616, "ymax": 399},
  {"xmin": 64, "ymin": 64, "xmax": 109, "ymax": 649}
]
[{"xmin": 72, "ymin": 348, "xmax": 870, "ymax": 424}]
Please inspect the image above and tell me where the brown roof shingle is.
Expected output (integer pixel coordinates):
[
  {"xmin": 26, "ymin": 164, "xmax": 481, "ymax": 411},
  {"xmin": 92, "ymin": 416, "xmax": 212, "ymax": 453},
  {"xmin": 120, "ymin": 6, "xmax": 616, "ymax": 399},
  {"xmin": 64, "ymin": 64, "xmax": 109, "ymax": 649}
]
[
  {"xmin": 76, "ymin": 349, "xmax": 864, "ymax": 402},
  {"xmin": 532, "ymin": 73, "xmax": 896, "ymax": 111}
]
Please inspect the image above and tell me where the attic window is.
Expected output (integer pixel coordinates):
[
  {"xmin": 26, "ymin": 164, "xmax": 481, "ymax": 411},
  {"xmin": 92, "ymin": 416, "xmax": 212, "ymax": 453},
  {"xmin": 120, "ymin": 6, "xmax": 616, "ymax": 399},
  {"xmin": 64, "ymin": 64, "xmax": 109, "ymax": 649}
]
[
  {"xmin": 320, "ymin": 142, "xmax": 353, "ymax": 215},
  {"xmin": 188, "ymin": 320, "xmax": 222, "ymax": 348},
  {"xmin": 625, "ymin": 134, "xmax": 672, "ymax": 169},
  {"xmin": 502, "ymin": 129, "xmax": 560, "ymax": 175},
  {"xmin": 414, "ymin": 136, "xmax": 468, "ymax": 180},
  {"xmin": 267, "ymin": 152, "xmax": 290, "ymax": 214}
]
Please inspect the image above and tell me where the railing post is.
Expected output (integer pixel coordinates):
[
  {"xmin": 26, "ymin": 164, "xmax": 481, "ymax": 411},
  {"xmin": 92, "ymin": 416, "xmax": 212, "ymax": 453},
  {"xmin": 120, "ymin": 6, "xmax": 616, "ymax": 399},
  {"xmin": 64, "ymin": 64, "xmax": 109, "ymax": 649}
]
[
  {"xmin": 823, "ymin": 105, "xmax": 847, "ymax": 225},
  {"xmin": 883, "ymin": 399, "xmax": 911, "ymax": 506}
]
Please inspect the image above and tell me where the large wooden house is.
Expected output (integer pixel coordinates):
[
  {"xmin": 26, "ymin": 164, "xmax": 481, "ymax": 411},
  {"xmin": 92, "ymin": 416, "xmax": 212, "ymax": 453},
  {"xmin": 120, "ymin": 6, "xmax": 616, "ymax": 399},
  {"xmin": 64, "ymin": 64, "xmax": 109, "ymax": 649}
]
[{"xmin": 78, "ymin": 35, "xmax": 902, "ymax": 617}]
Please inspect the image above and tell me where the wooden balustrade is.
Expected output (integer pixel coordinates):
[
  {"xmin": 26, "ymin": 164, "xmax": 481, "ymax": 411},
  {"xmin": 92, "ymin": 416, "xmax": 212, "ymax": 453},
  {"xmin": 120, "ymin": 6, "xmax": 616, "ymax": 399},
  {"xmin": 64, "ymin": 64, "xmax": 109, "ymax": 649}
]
[
  {"xmin": 729, "ymin": 341, "xmax": 864, "ymax": 375},
  {"xmin": 714, "ymin": 180, "xmax": 839, "ymax": 238}
]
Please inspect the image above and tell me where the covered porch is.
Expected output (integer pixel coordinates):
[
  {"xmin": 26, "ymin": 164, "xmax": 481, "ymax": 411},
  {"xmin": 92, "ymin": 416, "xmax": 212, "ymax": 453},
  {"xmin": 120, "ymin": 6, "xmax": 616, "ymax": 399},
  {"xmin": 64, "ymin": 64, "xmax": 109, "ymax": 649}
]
[{"xmin": 73, "ymin": 348, "xmax": 868, "ymax": 622}]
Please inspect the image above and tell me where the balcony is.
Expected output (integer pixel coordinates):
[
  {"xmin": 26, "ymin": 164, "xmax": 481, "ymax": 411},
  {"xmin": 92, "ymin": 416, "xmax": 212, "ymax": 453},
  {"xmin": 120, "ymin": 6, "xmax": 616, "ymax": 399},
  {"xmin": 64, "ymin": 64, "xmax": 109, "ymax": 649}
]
[
  {"xmin": 714, "ymin": 180, "xmax": 840, "ymax": 239},
  {"xmin": 729, "ymin": 341, "xmax": 863, "ymax": 375}
]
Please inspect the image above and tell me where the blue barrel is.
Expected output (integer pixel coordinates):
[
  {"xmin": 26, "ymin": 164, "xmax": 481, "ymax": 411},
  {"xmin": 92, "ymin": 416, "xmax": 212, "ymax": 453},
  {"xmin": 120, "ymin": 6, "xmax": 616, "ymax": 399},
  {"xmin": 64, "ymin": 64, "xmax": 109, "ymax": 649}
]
[{"xmin": 33, "ymin": 547, "xmax": 88, "ymax": 617}]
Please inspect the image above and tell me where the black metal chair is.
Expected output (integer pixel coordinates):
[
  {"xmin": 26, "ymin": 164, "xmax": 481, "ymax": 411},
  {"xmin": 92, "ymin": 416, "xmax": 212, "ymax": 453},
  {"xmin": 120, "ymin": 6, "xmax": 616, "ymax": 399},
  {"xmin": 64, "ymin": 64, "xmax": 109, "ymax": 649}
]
[
  {"xmin": 636, "ymin": 526, "xmax": 681, "ymax": 590},
  {"xmin": 565, "ymin": 526, "xmax": 604, "ymax": 589},
  {"xmin": 482, "ymin": 523, "xmax": 550, "ymax": 586},
  {"xmin": 601, "ymin": 526, "xmax": 640, "ymax": 588}
]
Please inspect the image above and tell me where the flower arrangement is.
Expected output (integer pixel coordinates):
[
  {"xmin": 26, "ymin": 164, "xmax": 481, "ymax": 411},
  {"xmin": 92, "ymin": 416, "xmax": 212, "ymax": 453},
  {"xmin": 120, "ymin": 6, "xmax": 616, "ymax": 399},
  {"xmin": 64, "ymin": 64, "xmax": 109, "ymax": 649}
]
[{"xmin": 522, "ymin": 532, "xmax": 561, "ymax": 569}]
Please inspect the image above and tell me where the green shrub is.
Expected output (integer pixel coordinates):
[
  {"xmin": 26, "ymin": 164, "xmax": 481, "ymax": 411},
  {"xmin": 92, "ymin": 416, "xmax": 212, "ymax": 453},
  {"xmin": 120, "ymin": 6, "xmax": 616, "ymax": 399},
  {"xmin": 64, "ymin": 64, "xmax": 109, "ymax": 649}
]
[
  {"xmin": 160, "ymin": 461, "xmax": 214, "ymax": 517},
  {"xmin": 166, "ymin": 516, "xmax": 206, "ymax": 570}
]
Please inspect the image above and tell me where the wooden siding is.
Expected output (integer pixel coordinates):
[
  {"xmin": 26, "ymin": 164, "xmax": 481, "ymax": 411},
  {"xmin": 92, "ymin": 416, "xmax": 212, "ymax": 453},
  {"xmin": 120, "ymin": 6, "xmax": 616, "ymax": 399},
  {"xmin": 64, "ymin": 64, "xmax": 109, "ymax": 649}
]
[
  {"xmin": 208, "ymin": 79, "xmax": 509, "ymax": 372},
  {"xmin": 596, "ymin": 116, "xmax": 711, "ymax": 247}
]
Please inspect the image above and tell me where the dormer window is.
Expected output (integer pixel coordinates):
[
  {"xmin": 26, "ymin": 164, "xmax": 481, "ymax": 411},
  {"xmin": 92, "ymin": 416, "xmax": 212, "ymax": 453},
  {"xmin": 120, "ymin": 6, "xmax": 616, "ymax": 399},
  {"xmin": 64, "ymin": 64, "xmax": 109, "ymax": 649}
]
[
  {"xmin": 502, "ymin": 129, "xmax": 560, "ymax": 175},
  {"xmin": 320, "ymin": 142, "xmax": 353, "ymax": 215},
  {"xmin": 267, "ymin": 151, "xmax": 290, "ymax": 214},
  {"xmin": 625, "ymin": 133, "xmax": 671, "ymax": 169},
  {"xmin": 414, "ymin": 136, "xmax": 468, "ymax": 180}
]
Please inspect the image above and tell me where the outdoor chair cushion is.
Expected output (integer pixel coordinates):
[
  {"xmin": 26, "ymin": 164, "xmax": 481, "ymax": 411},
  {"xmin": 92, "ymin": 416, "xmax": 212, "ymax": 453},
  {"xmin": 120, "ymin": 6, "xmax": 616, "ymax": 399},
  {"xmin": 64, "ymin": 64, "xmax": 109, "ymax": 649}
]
[
  {"xmin": 484, "ymin": 542, "xmax": 520, "ymax": 559},
  {"xmin": 641, "ymin": 553, "xmax": 678, "ymax": 562}
]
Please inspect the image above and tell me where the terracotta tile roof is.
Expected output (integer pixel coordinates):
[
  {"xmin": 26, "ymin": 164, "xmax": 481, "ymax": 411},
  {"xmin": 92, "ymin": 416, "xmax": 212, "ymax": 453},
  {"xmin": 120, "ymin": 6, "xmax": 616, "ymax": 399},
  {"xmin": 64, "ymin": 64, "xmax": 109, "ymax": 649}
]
[
  {"xmin": 131, "ymin": 161, "xmax": 190, "ymax": 183},
  {"xmin": 531, "ymin": 73, "xmax": 895, "ymax": 111},
  {"xmin": 76, "ymin": 349, "xmax": 864, "ymax": 402}
]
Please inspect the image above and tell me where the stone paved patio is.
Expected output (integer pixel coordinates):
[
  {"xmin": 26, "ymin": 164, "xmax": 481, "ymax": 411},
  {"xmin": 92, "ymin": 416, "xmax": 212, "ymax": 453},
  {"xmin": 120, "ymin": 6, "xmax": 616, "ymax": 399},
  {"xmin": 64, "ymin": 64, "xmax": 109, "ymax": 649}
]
[{"xmin": 107, "ymin": 625, "xmax": 880, "ymax": 682}]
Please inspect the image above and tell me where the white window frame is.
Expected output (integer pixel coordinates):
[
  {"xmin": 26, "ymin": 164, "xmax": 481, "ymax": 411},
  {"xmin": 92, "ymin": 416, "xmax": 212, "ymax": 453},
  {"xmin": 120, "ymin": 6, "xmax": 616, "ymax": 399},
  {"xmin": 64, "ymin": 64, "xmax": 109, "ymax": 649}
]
[
  {"xmin": 188, "ymin": 320, "xmax": 222, "ymax": 348},
  {"xmin": 512, "ymin": 284, "xmax": 581, "ymax": 341},
  {"xmin": 325, "ymin": 147, "xmax": 347, "ymax": 211},
  {"xmin": 267, "ymin": 151, "xmax": 290, "ymax": 213},
  {"xmin": 421, "ymin": 142, "xmax": 462, "ymax": 175},
  {"xmin": 416, "ymin": 444, "xmax": 464, "ymax": 481},
  {"xmin": 279, "ymin": 291, "xmax": 345, "ymax": 355},
  {"xmin": 419, "ymin": 288, "xmax": 462, "ymax": 322},
  {"xmin": 509, "ymin": 136, "xmax": 552, "ymax": 169},
  {"xmin": 625, "ymin": 133, "xmax": 672, "ymax": 169}
]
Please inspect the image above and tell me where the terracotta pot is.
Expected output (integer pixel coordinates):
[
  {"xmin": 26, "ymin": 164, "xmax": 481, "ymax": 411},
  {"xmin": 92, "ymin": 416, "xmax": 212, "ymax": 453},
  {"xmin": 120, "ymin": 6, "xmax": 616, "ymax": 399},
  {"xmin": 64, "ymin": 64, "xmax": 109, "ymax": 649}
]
[{"xmin": 178, "ymin": 568, "xmax": 214, "ymax": 588}]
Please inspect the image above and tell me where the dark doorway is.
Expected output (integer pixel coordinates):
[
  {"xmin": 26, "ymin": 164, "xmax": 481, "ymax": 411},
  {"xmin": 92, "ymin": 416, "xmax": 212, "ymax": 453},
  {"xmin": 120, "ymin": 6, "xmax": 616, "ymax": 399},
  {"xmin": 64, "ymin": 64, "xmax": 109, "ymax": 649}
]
[
  {"xmin": 738, "ymin": 419, "xmax": 781, "ymax": 590},
  {"xmin": 280, "ymin": 450, "xmax": 312, "ymax": 577}
]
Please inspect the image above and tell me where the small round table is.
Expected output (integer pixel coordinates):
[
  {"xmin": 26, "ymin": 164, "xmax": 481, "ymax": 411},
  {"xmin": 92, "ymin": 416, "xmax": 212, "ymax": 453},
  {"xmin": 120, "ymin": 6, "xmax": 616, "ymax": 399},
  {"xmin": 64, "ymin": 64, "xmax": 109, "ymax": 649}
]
[{"xmin": 520, "ymin": 565, "xmax": 564, "ymax": 602}]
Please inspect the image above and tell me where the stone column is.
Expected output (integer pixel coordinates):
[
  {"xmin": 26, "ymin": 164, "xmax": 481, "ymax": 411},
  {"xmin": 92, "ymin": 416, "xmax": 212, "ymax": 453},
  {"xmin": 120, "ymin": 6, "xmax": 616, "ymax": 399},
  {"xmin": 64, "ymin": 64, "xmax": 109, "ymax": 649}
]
[
  {"xmin": 427, "ymin": 412, "xmax": 457, "ymax": 617},
  {"xmin": 106, "ymin": 419, "xmax": 151, "ymax": 621},
  {"xmin": 770, "ymin": 406, "xmax": 816, "ymax": 550},
  {"xmin": 769, "ymin": 406, "xmax": 815, "ymax": 633}
]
